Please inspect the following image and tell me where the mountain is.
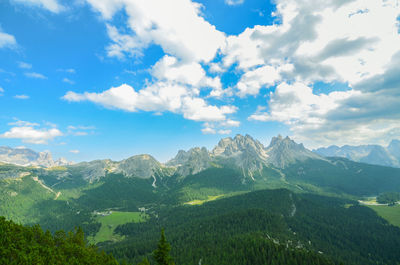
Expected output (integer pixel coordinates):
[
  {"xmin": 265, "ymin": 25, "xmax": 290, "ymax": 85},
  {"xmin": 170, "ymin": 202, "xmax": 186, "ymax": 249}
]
[
  {"xmin": 211, "ymin": 134, "xmax": 269, "ymax": 179},
  {"xmin": 168, "ymin": 134, "xmax": 325, "ymax": 180},
  {"xmin": 314, "ymin": 140, "xmax": 400, "ymax": 168},
  {"xmin": 265, "ymin": 135, "xmax": 322, "ymax": 168},
  {"xmin": 0, "ymin": 146, "xmax": 72, "ymax": 167},
  {"xmin": 166, "ymin": 147, "xmax": 211, "ymax": 176}
]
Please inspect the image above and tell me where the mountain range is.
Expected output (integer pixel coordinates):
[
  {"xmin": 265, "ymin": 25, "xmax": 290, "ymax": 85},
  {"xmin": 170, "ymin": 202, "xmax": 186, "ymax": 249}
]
[
  {"xmin": 0, "ymin": 146, "xmax": 72, "ymax": 167},
  {"xmin": 2, "ymin": 134, "xmax": 400, "ymax": 265},
  {"xmin": 2, "ymin": 134, "xmax": 400, "ymax": 199},
  {"xmin": 314, "ymin": 139, "xmax": 400, "ymax": 168}
]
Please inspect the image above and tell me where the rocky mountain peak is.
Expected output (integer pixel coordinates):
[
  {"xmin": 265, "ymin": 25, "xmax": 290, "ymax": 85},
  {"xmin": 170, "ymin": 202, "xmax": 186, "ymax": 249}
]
[
  {"xmin": 212, "ymin": 134, "xmax": 268, "ymax": 160},
  {"xmin": 167, "ymin": 147, "xmax": 211, "ymax": 176},
  {"xmin": 266, "ymin": 136, "xmax": 321, "ymax": 168},
  {"xmin": 116, "ymin": 154, "xmax": 162, "ymax": 179}
]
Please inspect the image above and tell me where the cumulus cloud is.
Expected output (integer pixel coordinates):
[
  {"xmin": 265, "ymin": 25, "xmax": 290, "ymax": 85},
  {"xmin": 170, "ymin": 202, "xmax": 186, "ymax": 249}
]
[
  {"xmin": 77, "ymin": 0, "xmax": 400, "ymax": 144},
  {"xmin": 87, "ymin": 0, "xmax": 225, "ymax": 63},
  {"xmin": 0, "ymin": 30, "xmax": 17, "ymax": 48},
  {"xmin": 25, "ymin": 72, "xmax": 47, "ymax": 79},
  {"xmin": 63, "ymin": 83, "xmax": 237, "ymax": 122},
  {"xmin": 201, "ymin": 127, "xmax": 216, "ymax": 134},
  {"xmin": 239, "ymin": 0, "xmax": 400, "ymax": 146},
  {"xmin": 0, "ymin": 123, "xmax": 63, "ymax": 144},
  {"xmin": 11, "ymin": 0, "xmax": 65, "ymax": 13},
  {"xmin": 223, "ymin": 0, "xmax": 400, "ymax": 86}
]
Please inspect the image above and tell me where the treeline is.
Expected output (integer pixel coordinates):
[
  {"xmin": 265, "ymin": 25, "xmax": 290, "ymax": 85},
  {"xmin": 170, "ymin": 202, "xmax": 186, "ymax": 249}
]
[
  {"xmin": 0, "ymin": 217, "xmax": 119, "ymax": 265},
  {"xmin": 105, "ymin": 189, "xmax": 400, "ymax": 265},
  {"xmin": 377, "ymin": 192, "xmax": 400, "ymax": 205}
]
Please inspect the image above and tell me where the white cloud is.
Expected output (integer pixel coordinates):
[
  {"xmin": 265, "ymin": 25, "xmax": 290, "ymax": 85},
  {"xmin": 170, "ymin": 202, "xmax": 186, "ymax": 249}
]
[
  {"xmin": 151, "ymin": 55, "xmax": 223, "ymax": 96},
  {"xmin": 223, "ymin": 0, "xmax": 400, "ymax": 90},
  {"xmin": 201, "ymin": 127, "xmax": 216, "ymax": 134},
  {"xmin": 11, "ymin": 0, "xmax": 65, "ymax": 13},
  {"xmin": 0, "ymin": 125, "xmax": 63, "ymax": 144},
  {"xmin": 0, "ymin": 30, "xmax": 17, "ymax": 48},
  {"xmin": 63, "ymin": 83, "xmax": 237, "ymax": 122},
  {"xmin": 14, "ymin": 95, "xmax": 30, "ymax": 99},
  {"xmin": 18, "ymin": 62, "xmax": 32, "ymax": 69},
  {"xmin": 220, "ymin": 119, "xmax": 240, "ymax": 127},
  {"xmin": 229, "ymin": 0, "xmax": 400, "ymax": 146},
  {"xmin": 249, "ymin": 82, "xmax": 355, "ymax": 124},
  {"xmin": 86, "ymin": 0, "xmax": 226, "ymax": 62},
  {"xmin": 62, "ymin": 78, "xmax": 75, "ymax": 84},
  {"xmin": 25, "ymin": 72, "xmax": 47, "ymax": 79},
  {"xmin": 0, "ymin": 87, "xmax": 4, "ymax": 96},
  {"xmin": 78, "ymin": 0, "xmax": 400, "ymax": 144},
  {"xmin": 69, "ymin": 150, "xmax": 80, "ymax": 154},
  {"xmin": 225, "ymin": 0, "xmax": 244, "ymax": 6},
  {"xmin": 236, "ymin": 64, "xmax": 291, "ymax": 97}
]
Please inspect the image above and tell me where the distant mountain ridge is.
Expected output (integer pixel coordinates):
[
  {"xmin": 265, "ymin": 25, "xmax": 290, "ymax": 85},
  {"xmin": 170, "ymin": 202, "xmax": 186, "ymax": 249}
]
[
  {"xmin": 314, "ymin": 140, "xmax": 400, "ymax": 168},
  {"xmin": 1, "ymin": 134, "xmax": 323, "ymax": 183},
  {"xmin": 0, "ymin": 146, "xmax": 72, "ymax": 167}
]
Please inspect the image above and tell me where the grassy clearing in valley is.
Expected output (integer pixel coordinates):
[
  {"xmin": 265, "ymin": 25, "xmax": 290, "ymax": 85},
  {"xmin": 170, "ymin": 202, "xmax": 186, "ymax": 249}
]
[
  {"xmin": 88, "ymin": 211, "xmax": 148, "ymax": 244},
  {"xmin": 184, "ymin": 195, "xmax": 224, "ymax": 205},
  {"xmin": 367, "ymin": 204, "xmax": 400, "ymax": 227}
]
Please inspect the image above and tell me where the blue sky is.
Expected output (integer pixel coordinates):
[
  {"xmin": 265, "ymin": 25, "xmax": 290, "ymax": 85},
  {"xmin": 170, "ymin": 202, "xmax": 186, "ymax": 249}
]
[{"xmin": 0, "ymin": 0, "xmax": 399, "ymax": 162}]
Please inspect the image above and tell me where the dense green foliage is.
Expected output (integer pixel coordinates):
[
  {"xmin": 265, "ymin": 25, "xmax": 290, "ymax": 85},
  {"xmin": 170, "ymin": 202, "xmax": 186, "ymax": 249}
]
[
  {"xmin": 76, "ymin": 174, "xmax": 160, "ymax": 211},
  {"xmin": 284, "ymin": 158, "xmax": 400, "ymax": 196},
  {"xmin": 106, "ymin": 189, "xmax": 400, "ymax": 265},
  {"xmin": 0, "ymin": 217, "xmax": 119, "ymax": 265},
  {"xmin": 153, "ymin": 228, "xmax": 174, "ymax": 265},
  {"xmin": 2, "ymin": 160, "xmax": 400, "ymax": 265},
  {"xmin": 377, "ymin": 192, "xmax": 400, "ymax": 204}
]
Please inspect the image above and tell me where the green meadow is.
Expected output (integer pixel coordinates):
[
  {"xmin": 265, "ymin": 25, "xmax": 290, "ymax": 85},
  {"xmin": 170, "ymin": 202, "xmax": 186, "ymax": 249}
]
[
  {"xmin": 368, "ymin": 204, "xmax": 400, "ymax": 227},
  {"xmin": 88, "ymin": 211, "xmax": 148, "ymax": 244}
]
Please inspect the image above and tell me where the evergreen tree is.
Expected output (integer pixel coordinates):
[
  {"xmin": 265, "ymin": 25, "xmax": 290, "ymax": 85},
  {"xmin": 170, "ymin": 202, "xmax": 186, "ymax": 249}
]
[
  {"xmin": 153, "ymin": 228, "xmax": 174, "ymax": 265},
  {"xmin": 137, "ymin": 257, "xmax": 151, "ymax": 265}
]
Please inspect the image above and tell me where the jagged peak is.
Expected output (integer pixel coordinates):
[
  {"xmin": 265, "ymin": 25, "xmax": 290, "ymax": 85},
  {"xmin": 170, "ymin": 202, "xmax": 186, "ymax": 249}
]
[{"xmin": 212, "ymin": 134, "xmax": 266, "ymax": 157}]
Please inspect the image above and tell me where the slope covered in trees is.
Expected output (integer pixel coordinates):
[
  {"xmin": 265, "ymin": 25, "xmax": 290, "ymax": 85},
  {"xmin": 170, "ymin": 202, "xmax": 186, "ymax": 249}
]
[
  {"xmin": 107, "ymin": 189, "xmax": 400, "ymax": 265},
  {"xmin": 0, "ymin": 217, "xmax": 119, "ymax": 265}
]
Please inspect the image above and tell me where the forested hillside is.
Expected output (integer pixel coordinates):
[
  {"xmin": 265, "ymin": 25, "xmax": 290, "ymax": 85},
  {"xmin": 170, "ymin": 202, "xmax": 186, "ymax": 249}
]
[
  {"xmin": 106, "ymin": 189, "xmax": 400, "ymax": 265},
  {"xmin": 0, "ymin": 217, "xmax": 119, "ymax": 265}
]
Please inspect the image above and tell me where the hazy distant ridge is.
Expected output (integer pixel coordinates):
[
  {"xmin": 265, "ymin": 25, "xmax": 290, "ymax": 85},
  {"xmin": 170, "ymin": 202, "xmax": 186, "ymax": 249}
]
[{"xmin": 314, "ymin": 139, "xmax": 400, "ymax": 168}]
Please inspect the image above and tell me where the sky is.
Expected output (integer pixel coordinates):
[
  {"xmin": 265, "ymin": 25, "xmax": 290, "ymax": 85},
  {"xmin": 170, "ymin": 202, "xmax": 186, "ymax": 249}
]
[{"xmin": 0, "ymin": 0, "xmax": 399, "ymax": 163}]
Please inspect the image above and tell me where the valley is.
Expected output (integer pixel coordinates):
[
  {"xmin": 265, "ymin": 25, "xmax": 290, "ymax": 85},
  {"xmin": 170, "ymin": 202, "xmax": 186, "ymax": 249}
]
[{"xmin": 1, "ymin": 134, "xmax": 400, "ymax": 264}]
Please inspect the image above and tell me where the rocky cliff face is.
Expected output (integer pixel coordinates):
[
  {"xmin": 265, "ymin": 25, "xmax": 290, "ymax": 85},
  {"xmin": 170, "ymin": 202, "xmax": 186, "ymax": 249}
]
[
  {"xmin": 116, "ymin": 154, "xmax": 164, "ymax": 179},
  {"xmin": 167, "ymin": 147, "xmax": 211, "ymax": 176},
  {"xmin": 211, "ymin": 134, "xmax": 269, "ymax": 179},
  {"xmin": 265, "ymin": 135, "xmax": 322, "ymax": 168},
  {"xmin": 167, "ymin": 134, "xmax": 323, "ymax": 179}
]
